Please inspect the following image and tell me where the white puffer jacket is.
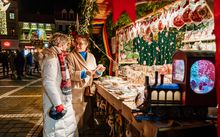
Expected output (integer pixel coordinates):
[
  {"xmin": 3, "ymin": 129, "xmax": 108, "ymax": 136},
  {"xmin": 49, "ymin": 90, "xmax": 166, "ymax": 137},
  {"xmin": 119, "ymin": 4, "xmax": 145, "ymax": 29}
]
[{"xmin": 41, "ymin": 48, "xmax": 77, "ymax": 137}]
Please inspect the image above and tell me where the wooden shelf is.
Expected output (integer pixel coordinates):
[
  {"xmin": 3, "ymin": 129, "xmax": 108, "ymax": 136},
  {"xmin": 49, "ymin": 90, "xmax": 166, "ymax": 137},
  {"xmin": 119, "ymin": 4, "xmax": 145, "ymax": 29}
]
[
  {"xmin": 119, "ymin": 61, "xmax": 138, "ymax": 64},
  {"xmin": 182, "ymin": 36, "xmax": 216, "ymax": 43}
]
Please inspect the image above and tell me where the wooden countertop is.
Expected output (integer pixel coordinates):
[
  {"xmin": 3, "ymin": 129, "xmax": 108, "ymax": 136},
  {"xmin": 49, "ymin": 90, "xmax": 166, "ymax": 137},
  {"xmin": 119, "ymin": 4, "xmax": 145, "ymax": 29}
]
[
  {"xmin": 94, "ymin": 81, "xmax": 158, "ymax": 137},
  {"xmin": 94, "ymin": 81, "xmax": 216, "ymax": 137}
]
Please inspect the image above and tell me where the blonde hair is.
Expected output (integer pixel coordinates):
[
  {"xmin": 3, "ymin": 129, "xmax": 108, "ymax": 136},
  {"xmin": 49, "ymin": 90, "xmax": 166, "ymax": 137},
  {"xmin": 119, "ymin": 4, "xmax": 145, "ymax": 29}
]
[{"xmin": 49, "ymin": 32, "xmax": 69, "ymax": 48}]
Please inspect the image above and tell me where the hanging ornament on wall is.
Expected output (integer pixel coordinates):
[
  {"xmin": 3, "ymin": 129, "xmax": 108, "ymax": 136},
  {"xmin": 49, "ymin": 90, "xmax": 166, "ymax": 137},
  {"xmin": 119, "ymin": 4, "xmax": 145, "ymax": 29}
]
[
  {"xmin": 198, "ymin": 5, "xmax": 212, "ymax": 20},
  {"xmin": 158, "ymin": 20, "xmax": 164, "ymax": 32},
  {"xmin": 191, "ymin": 5, "xmax": 203, "ymax": 24},
  {"xmin": 153, "ymin": 33, "xmax": 159, "ymax": 41},
  {"xmin": 173, "ymin": 14, "xmax": 185, "ymax": 29}
]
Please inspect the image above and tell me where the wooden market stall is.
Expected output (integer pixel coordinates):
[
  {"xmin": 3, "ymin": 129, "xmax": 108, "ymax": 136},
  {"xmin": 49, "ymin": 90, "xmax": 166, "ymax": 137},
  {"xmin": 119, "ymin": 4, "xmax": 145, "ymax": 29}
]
[
  {"xmin": 91, "ymin": 0, "xmax": 217, "ymax": 137},
  {"xmin": 94, "ymin": 79, "xmax": 216, "ymax": 137}
]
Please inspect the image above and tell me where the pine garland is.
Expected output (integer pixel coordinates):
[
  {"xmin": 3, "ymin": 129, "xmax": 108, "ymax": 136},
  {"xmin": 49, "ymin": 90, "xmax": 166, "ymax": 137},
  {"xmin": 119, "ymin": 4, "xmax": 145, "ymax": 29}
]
[{"xmin": 78, "ymin": 0, "xmax": 98, "ymax": 35}]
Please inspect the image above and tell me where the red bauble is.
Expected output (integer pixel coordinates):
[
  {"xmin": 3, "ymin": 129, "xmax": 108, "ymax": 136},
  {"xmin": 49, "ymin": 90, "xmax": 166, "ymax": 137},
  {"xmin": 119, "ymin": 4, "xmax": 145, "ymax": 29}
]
[
  {"xmin": 173, "ymin": 15, "xmax": 185, "ymax": 28},
  {"xmin": 158, "ymin": 20, "xmax": 164, "ymax": 31},
  {"xmin": 190, "ymin": 5, "xmax": 203, "ymax": 22},
  {"xmin": 182, "ymin": 8, "xmax": 192, "ymax": 23}
]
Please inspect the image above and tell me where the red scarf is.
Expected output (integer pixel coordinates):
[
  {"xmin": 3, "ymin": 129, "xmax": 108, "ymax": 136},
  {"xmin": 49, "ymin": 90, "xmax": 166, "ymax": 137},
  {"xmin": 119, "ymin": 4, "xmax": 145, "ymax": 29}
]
[{"xmin": 57, "ymin": 51, "xmax": 72, "ymax": 95}]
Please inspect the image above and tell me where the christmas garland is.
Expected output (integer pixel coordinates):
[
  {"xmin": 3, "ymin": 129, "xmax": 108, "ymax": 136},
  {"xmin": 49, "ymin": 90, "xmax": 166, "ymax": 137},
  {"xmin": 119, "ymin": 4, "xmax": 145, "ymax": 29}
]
[
  {"xmin": 78, "ymin": 0, "xmax": 98, "ymax": 35},
  {"xmin": 106, "ymin": 1, "xmax": 172, "ymax": 38}
]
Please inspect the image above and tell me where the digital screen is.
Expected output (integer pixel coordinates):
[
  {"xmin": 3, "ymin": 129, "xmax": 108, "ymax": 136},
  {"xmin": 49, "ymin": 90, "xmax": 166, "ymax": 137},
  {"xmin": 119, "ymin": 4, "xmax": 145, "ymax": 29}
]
[
  {"xmin": 190, "ymin": 60, "xmax": 215, "ymax": 94},
  {"xmin": 173, "ymin": 60, "xmax": 185, "ymax": 82}
]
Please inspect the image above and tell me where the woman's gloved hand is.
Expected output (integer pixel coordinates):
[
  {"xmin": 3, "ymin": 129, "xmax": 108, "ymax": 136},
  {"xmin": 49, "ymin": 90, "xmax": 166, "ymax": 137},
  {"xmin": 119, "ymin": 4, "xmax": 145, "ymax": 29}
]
[
  {"xmin": 49, "ymin": 104, "xmax": 67, "ymax": 120},
  {"xmin": 56, "ymin": 104, "xmax": 64, "ymax": 113}
]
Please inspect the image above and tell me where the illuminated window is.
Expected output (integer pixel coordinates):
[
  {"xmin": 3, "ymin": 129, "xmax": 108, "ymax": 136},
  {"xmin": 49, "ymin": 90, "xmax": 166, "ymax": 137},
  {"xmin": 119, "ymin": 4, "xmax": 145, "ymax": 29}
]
[
  {"xmin": 38, "ymin": 23, "xmax": 44, "ymax": 29},
  {"xmin": 31, "ymin": 23, "xmax": 37, "ymax": 30},
  {"xmin": 45, "ymin": 24, "xmax": 51, "ymax": 30},
  {"xmin": 22, "ymin": 22, "xmax": 30, "ymax": 29},
  {"xmin": 9, "ymin": 12, "xmax": 15, "ymax": 19}
]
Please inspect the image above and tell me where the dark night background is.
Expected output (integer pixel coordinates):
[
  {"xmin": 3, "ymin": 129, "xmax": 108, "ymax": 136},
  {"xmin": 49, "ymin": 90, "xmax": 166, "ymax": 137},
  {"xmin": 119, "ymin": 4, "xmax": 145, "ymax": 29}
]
[{"xmin": 18, "ymin": 0, "xmax": 81, "ymax": 15}]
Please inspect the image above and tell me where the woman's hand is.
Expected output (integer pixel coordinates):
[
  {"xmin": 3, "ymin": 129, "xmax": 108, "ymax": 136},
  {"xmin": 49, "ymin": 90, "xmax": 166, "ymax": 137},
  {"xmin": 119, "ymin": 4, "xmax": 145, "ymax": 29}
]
[
  {"xmin": 86, "ymin": 70, "xmax": 96, "ymax": 76},
  {"xmin": 96, "ymin": 64, "xmax": 106, "ymax": 73}
]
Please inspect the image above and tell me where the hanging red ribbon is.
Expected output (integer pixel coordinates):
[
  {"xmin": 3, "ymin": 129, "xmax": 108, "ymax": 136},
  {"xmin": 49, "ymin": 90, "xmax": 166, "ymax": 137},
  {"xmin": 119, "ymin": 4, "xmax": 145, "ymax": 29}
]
[
  {"xmin": 111, "ymin": 0, "xmax": 136, "ymax": 23},
  {"xmin": 92, "ymin": 19, "xmax": 113, "ymax": 75},
  {"xmin": 214, "ymin": 1, "xmax": 220, "ymax": 137}
]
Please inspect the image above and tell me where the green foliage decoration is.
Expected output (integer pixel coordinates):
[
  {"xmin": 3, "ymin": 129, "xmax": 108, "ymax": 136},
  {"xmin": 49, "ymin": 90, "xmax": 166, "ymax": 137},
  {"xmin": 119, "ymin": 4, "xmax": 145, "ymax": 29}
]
[{"xmin": 78, "ymin": 0, "xmax": 98, "ymax": 35}]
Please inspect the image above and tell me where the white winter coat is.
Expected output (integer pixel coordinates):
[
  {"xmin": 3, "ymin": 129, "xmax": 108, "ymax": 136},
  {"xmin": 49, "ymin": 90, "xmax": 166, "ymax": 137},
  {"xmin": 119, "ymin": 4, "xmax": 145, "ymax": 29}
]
[{"xmin": 41, "ymin": 48, "xmax": 77, "ymax": 137}]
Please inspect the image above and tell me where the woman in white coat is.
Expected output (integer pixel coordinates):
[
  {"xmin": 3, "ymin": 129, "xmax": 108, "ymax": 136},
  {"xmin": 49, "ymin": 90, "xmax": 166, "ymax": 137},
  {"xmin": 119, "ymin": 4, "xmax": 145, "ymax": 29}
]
[{"xmin": 41, "ymin": 32, "xmax": 77, "ymax": 137}]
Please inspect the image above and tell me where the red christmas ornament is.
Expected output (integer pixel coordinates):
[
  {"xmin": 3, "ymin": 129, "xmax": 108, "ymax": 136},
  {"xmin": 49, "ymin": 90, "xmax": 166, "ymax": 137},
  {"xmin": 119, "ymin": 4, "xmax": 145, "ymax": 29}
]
[
  {"xmin": 173, "ymin": 15, "xmax": 185, "ymax": 28},
  {"xmin": 191, "ymin": 5, "xmax": 203, "ymax": 22},
  {"xmin": 182, "ymin": 8, "xmax": 192, "ymax": 23},
  {"xmin": 158, "ymin": 20, "xmax": 164, "ymax": 31}
]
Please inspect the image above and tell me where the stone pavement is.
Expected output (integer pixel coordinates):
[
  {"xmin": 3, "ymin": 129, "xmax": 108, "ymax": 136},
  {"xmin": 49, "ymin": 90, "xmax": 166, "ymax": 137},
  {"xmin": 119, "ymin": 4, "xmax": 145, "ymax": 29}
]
[
  {"xmin": 0, "ymin": 74, "xmax": 43, "ymax": 137},
  {"xmin": 0, "ymin": 72, "xmax": 109, "ymax": 137}
]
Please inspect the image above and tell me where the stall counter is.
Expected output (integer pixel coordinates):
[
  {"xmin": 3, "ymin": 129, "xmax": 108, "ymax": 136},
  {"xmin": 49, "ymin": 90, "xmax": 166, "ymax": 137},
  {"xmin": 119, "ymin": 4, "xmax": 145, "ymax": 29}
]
[{"xmin": 94, "ymin": 80, "xmax": 216, "ymax": 137}]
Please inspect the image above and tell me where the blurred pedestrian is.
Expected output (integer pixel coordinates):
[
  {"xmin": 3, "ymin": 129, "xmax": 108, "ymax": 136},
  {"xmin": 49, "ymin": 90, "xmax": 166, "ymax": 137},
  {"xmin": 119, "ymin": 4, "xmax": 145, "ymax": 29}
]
[
  {"xmin": 26, "ymin": 52, "xmax": 33, "ymax": 75},
  {"xmin": 8, "ymin": 50, "xmax": 16, "ymax": 79},
  {"xmin": 15, "ymin": 50, "xmax": 25, "ymax": 80},
  {"xmin": 33, "ymin": 50, "xmax": 40, "ymax": 73},
  {"xmin": 2, "ymin": 50, "xmax": 9, "ymax": 77}
]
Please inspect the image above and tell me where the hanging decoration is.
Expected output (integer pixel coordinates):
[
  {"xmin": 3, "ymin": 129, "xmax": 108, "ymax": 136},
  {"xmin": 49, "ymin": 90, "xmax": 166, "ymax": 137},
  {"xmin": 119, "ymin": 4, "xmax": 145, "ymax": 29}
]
[
  {"xmin": 106, "ymin": 1, "xmax": 172, "ymax": 40},
  {"xmin": 92, "ymin": 20, "xmax": 114, "ymax": 75},
  {"xmin": 78, "ymin": 0, "xmax": 97, "ymax": 35},
  {"xmin": 132, "ymin": 31, "xmax": 176, "ymax": 66},
  {"xmin": 116, "ymin": 0, "xmax": 213, "ymax": 66},
  {"xmin": 0, "ymin": 0, "xmax": 11, "ymax": 35},
  {"xmin": 107, "ymin": 0, "xmax": 136, "ymax": 23},
  {"xmin": 0, "ymin": 0, "xmax": 11, "ymax": 11}
]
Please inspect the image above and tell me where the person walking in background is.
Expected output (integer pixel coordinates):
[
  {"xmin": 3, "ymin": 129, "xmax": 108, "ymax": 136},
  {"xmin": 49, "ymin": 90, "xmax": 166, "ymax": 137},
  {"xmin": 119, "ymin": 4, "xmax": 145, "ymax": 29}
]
[
  {"xmin": 67, "ymin": 34, "xmax": 105, "ymax": 135},
  {"xmin": 33, "ymin": 50, "xmax": 40, "ymax": 73},
  {"xmin": 15, "ymin": 50, "xmax": 25, "ymax": 80},
  {"xmin": 2, "ymin": 50, "xmax": 9, "ymax": 78},
  {"xmin": 41, "ymin": 32, "xmax": 76, "ymax": 137},
  {"xmin": 26, "ymin": 51, "xmax": 33, "ymax": 76},
  {"xmin": 8, "ymin": 50, "xmax": 16, "ymax": 79}
]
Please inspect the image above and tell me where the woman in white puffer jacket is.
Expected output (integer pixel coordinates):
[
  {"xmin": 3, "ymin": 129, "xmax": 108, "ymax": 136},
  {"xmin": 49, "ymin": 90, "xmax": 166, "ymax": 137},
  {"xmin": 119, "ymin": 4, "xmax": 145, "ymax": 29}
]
[{"xmin": 41, "ymin": 32, "xmax": 77, "ymax": 137}]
